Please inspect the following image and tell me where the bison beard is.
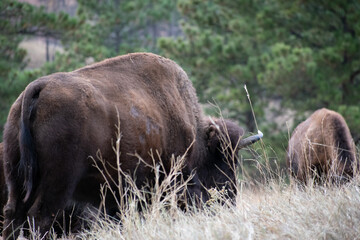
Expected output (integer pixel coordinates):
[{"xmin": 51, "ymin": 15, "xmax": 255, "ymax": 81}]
[
  {"xmin": 2, "ymin": 53, "xmax": 262, "ymax": 238},
  {"xmin": 287, "ymin": 108, "xmax": 358, "ymax": 184}
]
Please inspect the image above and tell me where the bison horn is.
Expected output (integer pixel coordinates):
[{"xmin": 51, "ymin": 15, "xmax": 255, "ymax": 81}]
[{"xmin": 238, "ymin": 130, "xmax": 263, "ymax": 148}]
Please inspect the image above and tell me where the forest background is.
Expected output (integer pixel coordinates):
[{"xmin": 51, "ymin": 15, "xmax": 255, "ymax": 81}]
[{"xmin": 1, "ymin": 0, "xmax": 359, "ymax": 178}]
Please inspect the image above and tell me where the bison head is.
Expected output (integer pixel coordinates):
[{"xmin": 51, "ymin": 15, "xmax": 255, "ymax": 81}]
[{"xmin": 188, "ymin": 118, "xmax": 263, "ymax": 204}]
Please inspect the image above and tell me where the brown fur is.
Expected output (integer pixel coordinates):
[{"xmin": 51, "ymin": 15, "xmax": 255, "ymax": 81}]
[
  {"xmin": 0, "ymin": 142, "xmax": 7, "ymax": 232},
  {"xmin": 2, "ymin": 53, "xmax": 257, "ymax": 238},
  {"xmin": 287, "ymin": 108, "xmax": 358, "ymax": 184}
]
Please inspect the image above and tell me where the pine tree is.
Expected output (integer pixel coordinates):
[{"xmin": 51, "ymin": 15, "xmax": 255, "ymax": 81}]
[
  {"xmin": 158, "ymin": 0, "xmax": 360, "ymax": 172},
  {"xmin": 159, "ymin": 0, "xmax": 268, "ymax": 132},
  {"xmin": 0, "ymin": 0, "xmax": 79, "ymax": 139},
  {"xmin": 258, "ymin": 0, "xmax": 360, "ymax": 141}
]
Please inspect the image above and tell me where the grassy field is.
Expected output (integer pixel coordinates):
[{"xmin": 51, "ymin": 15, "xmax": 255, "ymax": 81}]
[
  {"xmin": 72, "ymin": 177, "xmax": 359, "ymax": 240},
  {"xmin": 16, "ymin": 168, "xmax": 360, "ymax": 240}
]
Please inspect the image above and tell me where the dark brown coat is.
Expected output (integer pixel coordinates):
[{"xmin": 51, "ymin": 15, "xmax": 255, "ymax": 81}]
[
  {"xmin": 2, "ymin": 53, "xmax": 261, "ymax": 238},
  {"xmin": 287, "ymin": 108, "xmax": 357, "ymax": 184},
  {"xmin": 0, "ymin": 142, "xmax": 7, "ymax": 232}
]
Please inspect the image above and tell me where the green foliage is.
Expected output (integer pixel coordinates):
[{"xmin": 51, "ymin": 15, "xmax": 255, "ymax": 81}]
[
  {"xmin": 76, "ymin": 0, "xmax": 178, "ymax": 55},
  {"xmin": 0, "ymin": 0, "xmax": 80, "ymax": 139},
  {"xmin": 159, "ymin": 0, "xmax": 360, "ymax": 175},
  {"xmin": 258, "ymin": 0, "xmax": 360, "ymax": 140},
  {"xmin": 36, "ymin": 0, "xmax": 180, "ymax": 75},
  {"xmin": 258, "ymin": 43, "xmax": 317, "ymax": 105},
  {"xmin": 159, "ymin": 0, "xmax": 267, "ymax": 133}
]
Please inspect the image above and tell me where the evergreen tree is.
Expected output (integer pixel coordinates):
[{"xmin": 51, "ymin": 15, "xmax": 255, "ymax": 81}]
[
  {"xmin": 158, "ymin": 0, "xmax": 360, "ymax": 172},
  {"xmin": 39, "ymin": 0, "xmax": 181, "ymax": 74},
  {"xmin": 0, "ymin": 0, "xmax": 79, "ymax": 139},
  {"xmin": 0, "ymin": 0, "xmax": 181, "ymax": 139},
  {"xmin": 258, "ymin": 0, "xmax": 360, "ymax": 141},
  {"xmin": 159, "ymin": 0, "xmax": 268, "ymax": 132}
]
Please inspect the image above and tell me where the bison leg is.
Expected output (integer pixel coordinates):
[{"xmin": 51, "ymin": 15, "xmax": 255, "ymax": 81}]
[
  {"xmin": 3, "ymin": 199, "xmax": 28, "ymax": 240},
  {"xmin": 4, "ymin": 169, "xmax": 84, "ymax": 238},
  {"xmin": 26, "ymin": 162, "xmax": 89, "ymax": 237},
  {"xmin": 23, "ymin": 183, "xmax": 76, "ymax": 237},
  {"xmin": 3, "ymin": 187, "xmax": 71, "ymax": 239},
  {"xmin": 3, "ymin": 141, "xmax": 29, "ymax": 239}
]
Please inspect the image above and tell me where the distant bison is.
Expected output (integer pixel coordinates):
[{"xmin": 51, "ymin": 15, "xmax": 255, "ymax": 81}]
[
  {"xmin": 2, "ymin": 53, "xmax": 262, "ymax": 238},
  {"xmin": 287, "ymin": 108, "xmax": 358, "ymax": 184}
]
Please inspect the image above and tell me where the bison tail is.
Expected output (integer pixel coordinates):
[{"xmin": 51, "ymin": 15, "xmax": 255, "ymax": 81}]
[{"xmin": 19, "ymin": 81, "xmax": 44, "ymax": 203}]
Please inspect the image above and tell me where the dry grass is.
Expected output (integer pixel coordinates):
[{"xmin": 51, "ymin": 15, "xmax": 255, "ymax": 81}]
[
  {"xmin": 19, "ymin": 178, "xmax": 360, "ymax": 240},
  {"xmin": 73, "ymin": 177, "xmax": 360, "ymax": 240}
]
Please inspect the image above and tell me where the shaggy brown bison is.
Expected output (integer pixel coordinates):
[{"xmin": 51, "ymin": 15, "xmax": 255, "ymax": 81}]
[
  {"xmin": 2, "ymin": 53, "xmax": 262, "ymax": 238},
  {"xmin": 287, "ymin": 108, "xmax": 358, "ymax": 184}
]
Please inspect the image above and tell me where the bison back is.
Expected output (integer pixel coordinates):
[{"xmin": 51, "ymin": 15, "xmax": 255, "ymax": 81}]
[{"xmin": 287, "ymin": 108, "xmax": 357, "ymax": 183}]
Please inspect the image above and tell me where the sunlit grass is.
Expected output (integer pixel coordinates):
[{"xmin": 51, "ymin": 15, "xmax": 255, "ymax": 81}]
[{"xmin": 76, "ymin": 176, "xmax": 360, "ymax": 240}]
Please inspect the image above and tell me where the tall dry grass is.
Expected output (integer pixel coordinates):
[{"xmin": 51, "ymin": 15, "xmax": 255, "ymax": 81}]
[{"xmin": 76, "ymin": 176, "xmax": 360, "ymax": 240}]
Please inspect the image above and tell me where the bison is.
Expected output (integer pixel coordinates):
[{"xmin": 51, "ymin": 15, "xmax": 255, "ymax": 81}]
[
  {"xmin": 287, "ymin": 108, "xmax": 358, "ymax": 184},
  {"xmin": 2, "ymin": 53, "xmax": 262, "ymax": 238}
]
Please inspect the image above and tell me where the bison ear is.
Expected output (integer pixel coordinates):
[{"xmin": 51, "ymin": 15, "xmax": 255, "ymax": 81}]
[
  {"xmin": 206, "ymin": 123, "xmax": 220, "ymax": 154},
  {"xmin": 206, "ymin": 118, "xmax": 244, "ymax": 154}
]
